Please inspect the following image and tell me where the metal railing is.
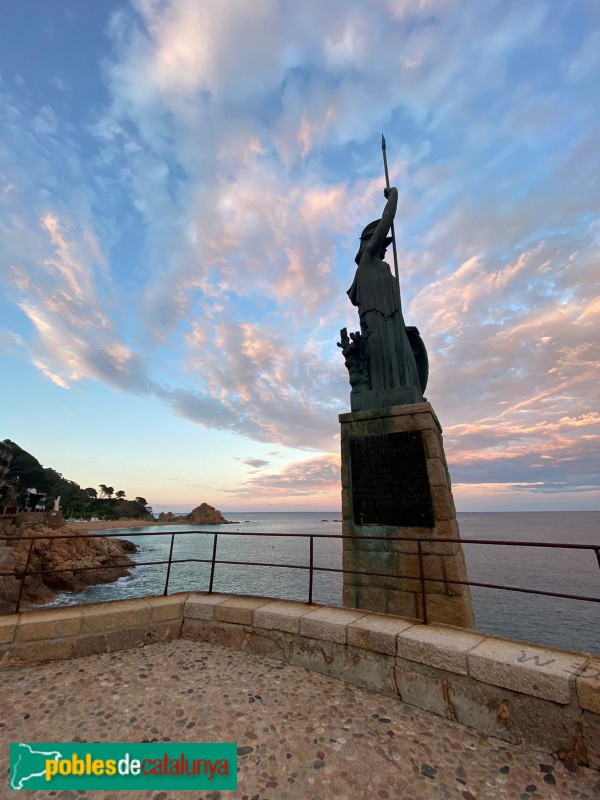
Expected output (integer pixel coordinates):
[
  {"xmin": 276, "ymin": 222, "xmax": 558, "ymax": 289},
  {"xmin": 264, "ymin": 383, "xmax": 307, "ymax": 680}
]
[{"xmin": 1, "ymin": 528, "xmax": 599, "ymax": 622}]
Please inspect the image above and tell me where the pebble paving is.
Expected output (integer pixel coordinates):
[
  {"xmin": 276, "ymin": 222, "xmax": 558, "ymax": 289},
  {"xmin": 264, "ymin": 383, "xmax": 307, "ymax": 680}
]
[{"xmin": 1, "ymin": 639, "xmax": 599, "ymax": 800}]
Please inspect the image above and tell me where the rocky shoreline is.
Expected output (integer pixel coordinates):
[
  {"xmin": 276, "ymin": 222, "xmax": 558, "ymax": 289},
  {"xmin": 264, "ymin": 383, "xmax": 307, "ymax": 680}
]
[{"xmin": 0, "ymin": 519, "xmax": 138, "ymax": 614}]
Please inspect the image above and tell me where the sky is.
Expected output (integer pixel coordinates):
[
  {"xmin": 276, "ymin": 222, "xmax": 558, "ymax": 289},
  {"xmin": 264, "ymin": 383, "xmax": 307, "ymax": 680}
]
[{"xmin": 0, "ymin": 0, "xmax": 599, "ymax": 513}]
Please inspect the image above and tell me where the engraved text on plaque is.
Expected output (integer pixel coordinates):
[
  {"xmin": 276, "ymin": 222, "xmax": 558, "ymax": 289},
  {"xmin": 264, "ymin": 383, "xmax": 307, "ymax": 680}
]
[{"xmin": 350, "ymin": 430, "xmax": 434, "ymax": 526}]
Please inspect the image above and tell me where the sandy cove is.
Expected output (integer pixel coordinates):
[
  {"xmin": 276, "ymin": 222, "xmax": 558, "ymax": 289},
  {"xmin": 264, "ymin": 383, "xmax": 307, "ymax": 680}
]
[{"xmin": 67, "ymin": 518, "xmax": 187, "ymax": 532}]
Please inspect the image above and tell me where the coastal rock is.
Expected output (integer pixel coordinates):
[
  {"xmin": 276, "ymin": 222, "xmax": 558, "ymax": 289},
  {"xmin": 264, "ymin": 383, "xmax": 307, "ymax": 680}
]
[
  {"xmin": 0, "ymin": 521, "xmax": 138, "ymax": 614},
  {"xmin": 186, "ymin": 503, "xmax": 230, "ymax": 525},
  {"xmin": 157, "ymin": 504, "xmax": 230, "ymax": 525}
]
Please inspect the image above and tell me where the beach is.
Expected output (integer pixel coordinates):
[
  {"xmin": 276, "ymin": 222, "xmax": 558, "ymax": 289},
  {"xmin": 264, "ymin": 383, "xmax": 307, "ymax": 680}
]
[{"xmin": 67, "ymin": 518, "xmax": 182, "ymax": 532}]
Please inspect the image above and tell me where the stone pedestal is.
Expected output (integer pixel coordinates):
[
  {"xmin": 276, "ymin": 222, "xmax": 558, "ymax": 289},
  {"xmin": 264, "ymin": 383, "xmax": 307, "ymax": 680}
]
[{"xmin": 340, "ymin": 402, "xmax": 475, "ymax": 629}]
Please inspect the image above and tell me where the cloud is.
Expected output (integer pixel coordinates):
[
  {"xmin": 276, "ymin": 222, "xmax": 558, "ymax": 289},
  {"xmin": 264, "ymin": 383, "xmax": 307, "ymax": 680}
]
[
  {"xmin": 222, "ymin": 454, "xmax": 340, "ymax": 498},
  {"xmin": 238, "ymin": 458, "xmax": 270, "ymax": 469},
  {"xmin": 1, "ymin": 0, "xmax": 599, "ymax": 505}
]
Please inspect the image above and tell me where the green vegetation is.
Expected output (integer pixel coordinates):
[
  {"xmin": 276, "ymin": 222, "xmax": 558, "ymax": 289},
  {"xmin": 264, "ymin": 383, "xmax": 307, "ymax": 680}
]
[{"xmin": 0, "ymin": 440, "xmax": 153, "ymax": 521}]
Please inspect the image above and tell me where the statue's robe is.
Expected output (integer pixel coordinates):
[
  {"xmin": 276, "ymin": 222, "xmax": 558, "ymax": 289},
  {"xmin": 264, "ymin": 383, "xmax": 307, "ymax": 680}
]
[{"xmin": 347, "ymin": 256, "xmax": 422, "ymax": 397}]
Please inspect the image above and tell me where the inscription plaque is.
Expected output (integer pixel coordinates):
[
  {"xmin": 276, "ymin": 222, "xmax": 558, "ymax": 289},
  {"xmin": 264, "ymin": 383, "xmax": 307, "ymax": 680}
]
[{"xmin": 350, "ymin": 430, "xmax": 434, "ymax": 527}]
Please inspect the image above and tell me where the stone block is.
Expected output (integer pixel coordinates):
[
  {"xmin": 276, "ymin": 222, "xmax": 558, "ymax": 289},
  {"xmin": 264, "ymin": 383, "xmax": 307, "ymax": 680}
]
[
  {"xmin": 341, "ymin": 488, "xmax": 352, "ymax": 520},
  {"xmin": 253, "ymin": 600, "xmax": 318, "ymax": 634},
  {"xmin": 576, "ymin": 658, "xmax": 600, "ymax": 713},
  {"xmin": 442, "ymin": 552, "xmax": 469, "ymax": 596},
  {"xmin": 417, "ymin": 592, "xmax": 475, "ymax": 629},
  {"xmin": 445, "ymin": 666, "xmax": 586, "ymax": 757},
  {"xmin": 80, "ymin": 599, "xmax": 151, "ymax": 634},
  {"xmin": 347, "ymin": 614, "xmax": 415, "ymax": 655},
  {"xmin": 343, "ymin": 550, "xmax": 400, "ymax": 589},
  {"xmin": 342, "ymin": 646, "xmax": 398, "ymax": 696},
  {"xmin": 214, "ymin": 596, "xmax": 272, "ymax": 625},
  {"xmin": 424, "ymin": 519, "xmax": 461, "ymax": 556},
  {"xmin": 340, "ymin": 457, "xmax": 349, "ymax": 489},
  {"xmin": 243, "ymin": 628, "xmax": 292, "ymax": 662},
  {"xmin": 16, "ymin": 607, "xmax": 82, "ymax": 641},
  {"xmin": 385, "ymin": 590, "xmax": 418, "ymax": 620},
  {"xmin": 182, "ymin": 619, "xmax": 249, "ymax": 649},
  {"xmin": 468, "ymin": 638, "xmax": 578, "ymax": 703},
  {"xmin": 394, "ymin": 657, "xmax": 452, "ymax": 718},
  {"xmin": 426, "ymin": 458, "xmax": 447, "ymax": 487},
  {"xmin": 6, "ymin": 638, "xmax": 74, "ymax": 666},
  {"xmin": 397, "ymin": 625, "xmax": 485, "ymax": 675},
  {"xmin": 73, "ymin": 634, "xmax": 108, "ymax": 659},
  {"xmin": 106, "ymin": 626, "xmax": 148, "ymax": 652},
  {"xmin": 0, "ymin": 615, "xmax": 17, "ymax": 644},
  {"xmin": 401, "ymin": 554, "xmax": 446, "ymax": 594},
  {"xmin": 300, "ymin": 606, "xmax": 367, "ymax": 644},
  {"xmin": 350, "ymin": 585, "xmax": 387, "ymax": 613},
  {"xmin": 384, "ymin": 530, "xmax": 420, "ymax": 554},
  {"xmin": 583, "ymin": 711, "xmax": 600, "ymax": 770},
  {"xmin": 430, "ymin": 486, "xmax": 455, "ymax": 521},
  {"xmin": 345, "ymin": 528, "xmax": 391, "ymax": 552},
  {"xmin": 184, "ymin": 593, "xmax": 233, "ymax": 620},
  {"xmin": 149, "ymin": 593, "xmax": 189, "ymax": 622},
  {"xmin": 342, "ymin": 585, "xmax": 357, "ymax": 608},
  {"xmin": 289, "ymin": 636, "xmax": 344, "ymax": 679},
  {"xmin": 422, "ymin": 429, "xmax": 445, "ymax": 462}
]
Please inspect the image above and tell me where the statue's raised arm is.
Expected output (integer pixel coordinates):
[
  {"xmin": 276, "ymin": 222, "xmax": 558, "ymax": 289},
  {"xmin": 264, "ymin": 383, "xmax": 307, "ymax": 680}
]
[{"xmin": 365, "ymin": 187, "xmax": 398, "ymax": 257}]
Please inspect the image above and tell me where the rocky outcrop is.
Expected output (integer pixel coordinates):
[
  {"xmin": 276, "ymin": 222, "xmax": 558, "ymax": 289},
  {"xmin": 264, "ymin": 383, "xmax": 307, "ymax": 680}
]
[
  {"xmin": 157, "ymin": 504, "xmax": 231, "ymax": 525},
  {"xmin": 0, "ymin": 521, "xmax": 138, "ymax": 614},
  {"xmin": 157, "ymin": 512, "xmax": 181, "ymax": 522},
  {"xmin": 186, "ymin": 503, "xmax": 230, "ymax": 524}
]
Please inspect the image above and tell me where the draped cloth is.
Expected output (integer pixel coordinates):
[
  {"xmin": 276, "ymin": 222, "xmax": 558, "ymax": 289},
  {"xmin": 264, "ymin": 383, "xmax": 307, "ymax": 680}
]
[{"xmin": 347, "ymin": 258, "xmax": 422, "ymax": 396}]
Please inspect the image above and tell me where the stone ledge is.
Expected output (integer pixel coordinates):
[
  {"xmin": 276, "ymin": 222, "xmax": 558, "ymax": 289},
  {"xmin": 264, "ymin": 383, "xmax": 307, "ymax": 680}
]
[
  {"xmin": 80, "ymin": 598, "xmax": 152, "ymax": 634},
  {"xmin": 467, "ymin": 637, "xmax": 582, "ymax": 704},
  {"xmin": 184, "ymin": 593, "xmax": 234, "ymax": 619},
  {"xmin": 577, "ymin": 657, "xmax": 600, "ymax": 714},
  {"xmin": 299, "ymin": 606, "xmax": 368, "ymax": 644},
  {"xmin": 347, "ymin": 613, "xmax": 415, "ymax": 655},
  {"xmin": 397, "ymin": 624, "xmax": 485, "ymax": 675},
  {"xmin": 214, "ymin": 596, "xmax": 273, "ymax": 625},
  {"xmin": 339, "ymin": 401, "xmax": 438, "ymax": 425},
  {"xmin": 15, "ymin": 607, "xmax": 83, "ymax": 641},
  {"xmin": 254, "ymin": 600, "xmax": 320, "ymax": 633},
  {"xmin": 0, "ymin": 615, "xmax": 18, "ymax": 644}
]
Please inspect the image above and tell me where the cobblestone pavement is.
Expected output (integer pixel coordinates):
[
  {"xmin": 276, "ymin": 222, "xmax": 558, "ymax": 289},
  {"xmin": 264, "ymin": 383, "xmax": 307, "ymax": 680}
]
[{"xmin": 1, "ymin": 639, "xmax": 598, "ymax": 800}]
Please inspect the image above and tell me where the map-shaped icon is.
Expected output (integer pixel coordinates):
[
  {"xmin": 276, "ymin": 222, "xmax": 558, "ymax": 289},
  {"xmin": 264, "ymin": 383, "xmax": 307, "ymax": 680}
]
[{"xmin": 10, "ymin": 743, "xmax": 63, "ymax": 790}]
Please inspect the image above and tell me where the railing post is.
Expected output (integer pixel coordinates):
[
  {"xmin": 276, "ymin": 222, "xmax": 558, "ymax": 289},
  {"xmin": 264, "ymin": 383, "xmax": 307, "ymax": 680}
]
[
  {"xmin": 308, "ymin": 535, "xmax": 314, "ymax": 604},
  {"xmin": 208, "ymin": 533, "xmax": 218, "ymax": 593},
  {"xmin": 417, "ymin": 539, "xmax": 428, "ymax": 624},
  {"xmin": 595, "ymin": 547, "xmax": 600, "ymax": 573},
  {"xmin": 163, "ymin": 533, "xmax": 176, "ymax": 596},
  {"xmin": 16, "ymin": 537, "xmax": 35, "ymax": 613}
]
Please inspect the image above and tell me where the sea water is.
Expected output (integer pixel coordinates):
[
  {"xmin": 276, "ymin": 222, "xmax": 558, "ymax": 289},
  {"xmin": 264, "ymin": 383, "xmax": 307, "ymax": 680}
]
[{"xmin": 48, "ymin": 511, "xmax": 600, "ymax": 654}]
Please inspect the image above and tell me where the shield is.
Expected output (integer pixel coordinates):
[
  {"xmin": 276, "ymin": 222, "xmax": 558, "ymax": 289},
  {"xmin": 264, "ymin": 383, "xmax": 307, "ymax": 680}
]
[{"xmin": 405, "ymin": 326, "xmax": 429, "ymax": 394}]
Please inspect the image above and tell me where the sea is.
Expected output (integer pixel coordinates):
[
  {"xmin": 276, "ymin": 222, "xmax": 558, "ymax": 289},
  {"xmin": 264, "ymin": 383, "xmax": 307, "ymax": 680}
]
[{"xmin": 48, "ymin": 511, "xmax": 600, "ymax": 655}]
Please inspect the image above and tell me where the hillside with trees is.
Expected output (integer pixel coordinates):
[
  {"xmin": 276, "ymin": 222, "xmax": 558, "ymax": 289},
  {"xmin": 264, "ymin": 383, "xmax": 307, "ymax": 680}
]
[{"xmin": 0, "ymin": 439, "xmax": 153, "ymax": 521}]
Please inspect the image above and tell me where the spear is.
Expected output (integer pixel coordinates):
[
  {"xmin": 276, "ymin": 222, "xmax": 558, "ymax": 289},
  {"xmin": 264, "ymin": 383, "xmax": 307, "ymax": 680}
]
[{"xmin": 381, "ymin": 134, "xmax": 401, "ymax": 297}]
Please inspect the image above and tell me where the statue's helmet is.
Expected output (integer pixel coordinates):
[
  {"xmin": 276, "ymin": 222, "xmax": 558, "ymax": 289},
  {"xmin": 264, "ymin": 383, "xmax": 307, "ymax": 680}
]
[{"xmin": 359, "ymin": 219, "xmax": 393, "ymax": 247}]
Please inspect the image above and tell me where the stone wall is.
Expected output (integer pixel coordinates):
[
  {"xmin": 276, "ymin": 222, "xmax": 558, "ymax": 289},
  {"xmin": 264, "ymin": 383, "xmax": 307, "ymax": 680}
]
[
  {"xmin": 0, "ymin": 593, "xmax": 598, "ymax": 770},
  {"xmin": 340, "ymin": 401, "xmax": 475, "ymax": 627}
]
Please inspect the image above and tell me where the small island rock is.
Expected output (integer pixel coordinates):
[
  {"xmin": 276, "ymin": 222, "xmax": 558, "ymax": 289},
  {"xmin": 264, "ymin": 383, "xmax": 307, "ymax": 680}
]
[{"xmin": 186, "ymin": 503, "xmax": 230, "ymax": 524}]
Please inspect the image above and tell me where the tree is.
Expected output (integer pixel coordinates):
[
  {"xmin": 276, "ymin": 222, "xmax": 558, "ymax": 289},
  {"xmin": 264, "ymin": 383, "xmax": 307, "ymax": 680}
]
[
  {"xmin": 135, "ymin": 496, "xmax": 147, "ymax": 505},
  {"xmin": 115, "ymin": 490, "xmax": 126, "ymax": 500},
  {"xmin": 98, "ymin": 484, "xmax": 108, "ymax": 498},
  {"xmin": 84, "ymin": 487, "xmax": 97, "ymax": 499},
  {"xmin": 105, "ymin": 486, "xmax": 114, "ymax": 499}
]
